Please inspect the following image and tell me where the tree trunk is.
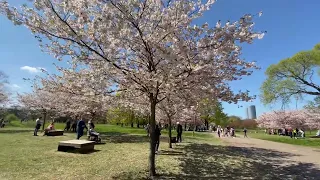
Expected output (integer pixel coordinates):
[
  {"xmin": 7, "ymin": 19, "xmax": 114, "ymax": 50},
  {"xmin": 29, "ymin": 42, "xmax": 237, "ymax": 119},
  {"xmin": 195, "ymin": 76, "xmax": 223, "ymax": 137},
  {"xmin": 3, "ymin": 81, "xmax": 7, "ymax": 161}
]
[
  {"xmin": 205, "ymin": 119, "xmax": 209, "ymax": 130},
  {"xmin": 131, "ymin": 122, "xmax": 134, "ymax": 128},
  {"xmin": 42, "ymin": 110, "xmax": 47, "ymax": 131},
  {"xmin": 148, "ymin": 95, "xmax": 156, "ymax": 177},
  {"xmin": 137, "ymin": 121, "xmax": 140, "ymax": 128},
  {"xmin": 168, "ymin": 117, "xmax": 172, "ymax": 148}
]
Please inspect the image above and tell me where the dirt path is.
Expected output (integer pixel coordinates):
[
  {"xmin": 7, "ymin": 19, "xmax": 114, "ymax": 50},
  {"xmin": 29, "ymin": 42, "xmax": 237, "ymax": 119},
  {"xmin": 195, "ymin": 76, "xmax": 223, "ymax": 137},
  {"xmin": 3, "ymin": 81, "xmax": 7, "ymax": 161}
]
[{"xmin": 215, "ymin": 133, "xmax": 320, "ymax": 168}]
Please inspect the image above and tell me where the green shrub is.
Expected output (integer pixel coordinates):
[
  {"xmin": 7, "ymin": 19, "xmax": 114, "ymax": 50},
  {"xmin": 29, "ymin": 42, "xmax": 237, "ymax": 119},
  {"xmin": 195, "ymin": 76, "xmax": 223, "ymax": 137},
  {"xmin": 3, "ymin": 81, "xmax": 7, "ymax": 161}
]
[{"xmin": 4, "ymin": 114, "xmax": 20, "ymax": 123}]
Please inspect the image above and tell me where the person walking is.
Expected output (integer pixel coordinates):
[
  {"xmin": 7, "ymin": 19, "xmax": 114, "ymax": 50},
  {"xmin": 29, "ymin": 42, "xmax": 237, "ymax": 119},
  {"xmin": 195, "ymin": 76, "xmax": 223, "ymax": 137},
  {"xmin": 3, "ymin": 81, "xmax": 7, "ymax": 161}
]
[
  {"xmin": 243, "ymin": 128, "xmax": 248, "ymax": 138},
  {"xmin": 64, "ymin": 119, "xmax": 71, "ymax": 131},
  {"xmin": 176, "ymin": 122, "xmax": 183, "ymax": 143},
  {"xmin": 217, "ymin": 126, "xmax": 221, "ymax": 138},
  {"xmin": 33, "ymin": 117, "xmax": 42, "ymax": 136},
  {"xmin": 71, "ymin": 120, "xmax": 77, "ymax": 132},
  {"xmin": 155, "ymin": 125, "xmax": 161, "ymax": 154},
  {"xmin": 76, "ymin": 118, "xmax": 88, "ymax": 140}
]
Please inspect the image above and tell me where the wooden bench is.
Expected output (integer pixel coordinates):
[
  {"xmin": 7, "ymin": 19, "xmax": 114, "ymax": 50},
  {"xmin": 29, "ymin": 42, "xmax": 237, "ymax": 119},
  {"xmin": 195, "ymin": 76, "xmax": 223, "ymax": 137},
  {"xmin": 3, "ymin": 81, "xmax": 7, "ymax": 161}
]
[
  {"xmin": 47, "ymin": 130, "xmax": 64, "ymax": 136},
  {"xmin": 58, "ymin": 140, "xmax": 95, "ymax": 153}
]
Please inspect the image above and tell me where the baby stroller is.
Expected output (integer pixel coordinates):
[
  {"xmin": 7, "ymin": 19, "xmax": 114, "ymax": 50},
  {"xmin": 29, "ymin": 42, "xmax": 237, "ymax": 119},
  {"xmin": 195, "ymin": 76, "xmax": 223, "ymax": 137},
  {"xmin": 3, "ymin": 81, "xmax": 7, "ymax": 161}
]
[{"xmin": 88, "ymin": 128, "xmax": 101, "ymax": 143}]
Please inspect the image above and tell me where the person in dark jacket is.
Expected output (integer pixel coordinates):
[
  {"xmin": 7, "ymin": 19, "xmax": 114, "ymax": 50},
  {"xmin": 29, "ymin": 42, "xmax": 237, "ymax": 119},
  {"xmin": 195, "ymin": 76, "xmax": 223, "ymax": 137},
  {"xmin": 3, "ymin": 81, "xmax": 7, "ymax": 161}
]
[
  {"xmin": 176, "ymin": 122, "xmax": 183, "ymax": 143},
  {"xmin": 76, "ymin": 118, "xmax": 88, "ymax": 140},
  {"xmin": 71, "ymin": 120, "xmax": 77, "ymax": 132},
  {"xmin": 64, "ymin": 120, "xmax": 71, "ymax": 131},
  {"xmin": 33, "ymin": 117, "xmax": 42, "ymax": 136},
  {"xmin": 155, "ymin": 125, "xmax": 161, "ymax": 153}
]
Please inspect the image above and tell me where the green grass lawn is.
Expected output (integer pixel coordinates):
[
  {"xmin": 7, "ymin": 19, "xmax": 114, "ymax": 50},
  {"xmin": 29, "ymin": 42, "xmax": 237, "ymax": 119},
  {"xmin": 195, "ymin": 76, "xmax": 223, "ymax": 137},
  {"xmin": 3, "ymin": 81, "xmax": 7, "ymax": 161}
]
[
  {"xmin": 6, "ymin": 121, "xmax": 214, "ymax": 139},
  {"xmin": 245, "ymin": 131, "xmax": 320, "ymax": 148},
  {"xmin": 0, "ymin": 124, "xmax": 220, "ymax": 180},
  {"xmin": 1, "ymin": 125, "xmax": 319, "ymax": 179}
]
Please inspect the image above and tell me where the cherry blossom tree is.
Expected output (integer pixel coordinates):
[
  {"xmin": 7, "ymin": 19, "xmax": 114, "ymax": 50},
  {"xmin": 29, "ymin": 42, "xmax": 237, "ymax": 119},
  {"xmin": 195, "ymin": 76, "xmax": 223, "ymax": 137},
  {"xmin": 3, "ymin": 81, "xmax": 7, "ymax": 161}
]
[
  {"xmin": 1, "ymin": 0, "xmax": 265, "ymax": 176},
  {"xmin": 256, "ymin": 110, "xmax": 319, "ymax": 130},
  {"xmin": 36, "ymin": 65, "xmax": 112, "ymax": 119},
  {"xmin": 158, "ymin": 93, "xmax": 184, "ymax": 148},
  {"xmin": 303, "ymin": 108, "xmax": 320, "ymax": 130},
  {"xmin": 18, "ymin": 89, "xmax": 58, "ymax": 130},
  {"xmin": 0, "ymin": 71, "xmax": 9, "ymax": 106}
]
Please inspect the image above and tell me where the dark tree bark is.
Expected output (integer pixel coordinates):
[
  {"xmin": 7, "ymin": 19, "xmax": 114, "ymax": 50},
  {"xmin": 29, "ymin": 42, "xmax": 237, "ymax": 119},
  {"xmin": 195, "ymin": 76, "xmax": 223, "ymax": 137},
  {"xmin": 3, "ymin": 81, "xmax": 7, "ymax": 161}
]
[
  {"xmin": 149, "ymin": 93, "xmax": 156, "ymax": 177},
  {"xmin": 168, "ymin": 117, "xmax": 172, "ymax": 148},
  {"xmin": 42, "ymin": 110, "xmax": 47, "ymax": 131},
  {"xmin": 205, "ymin": 119, "xmax": 209, "ymax": 130},
  {"xmin": 131, "ymin": 122, "xmax": 134, "ymax": 128}
]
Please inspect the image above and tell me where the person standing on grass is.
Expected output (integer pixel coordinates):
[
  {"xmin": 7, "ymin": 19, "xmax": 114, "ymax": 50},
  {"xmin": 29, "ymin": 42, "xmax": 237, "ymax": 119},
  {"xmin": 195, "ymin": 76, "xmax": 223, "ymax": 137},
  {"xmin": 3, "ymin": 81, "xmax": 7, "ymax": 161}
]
[
  {"xmin": 33, "ymin": 117, "xmax": 42, "ymax": 136},
  {"xmin": 231, "ymin": 127, "xmax": 235, "ymax": 138},
  {"xmin": 71, "ymin": 120, "xmax": 77, "ymax": 132},
  {"xmin": 76, "ymin": 118, "xmax": 88, "ymax": 140},
  {"xmin": 0, "ymin": 118, "xmax": 4, "ymax": 128},
  {"xmin": 176, "ymin": 122, "xmax": 183, "ymax": 143},
  {"xmin": 217, "ymin": 126, "xmax": 221, "ymax": 138},
  {"xmin": 88, "ymin": 120, "xmax": 95, "ymax": 129},
  {"xmin": 64, "ymin": 119, "xmax": 71, "ymax": 131},
  {"xmin": 243, "ymin": 128, "xmax": 248, "ymax": 138},
  {"xmin": 145, "ymin": 123, "xmax": 150, "ymax": 137},
  {"xmin": 155, "ymin": 125, "xmax": 161, "ymax": 154}
]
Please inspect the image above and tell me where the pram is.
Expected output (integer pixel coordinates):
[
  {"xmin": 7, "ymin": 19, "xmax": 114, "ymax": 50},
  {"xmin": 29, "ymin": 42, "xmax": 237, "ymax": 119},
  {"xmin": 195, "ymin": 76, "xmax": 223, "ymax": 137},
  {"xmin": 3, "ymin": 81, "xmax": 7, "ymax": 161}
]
[{"xmin": 88, "ymin": 128, "xmax": 102, "ymax": 143}]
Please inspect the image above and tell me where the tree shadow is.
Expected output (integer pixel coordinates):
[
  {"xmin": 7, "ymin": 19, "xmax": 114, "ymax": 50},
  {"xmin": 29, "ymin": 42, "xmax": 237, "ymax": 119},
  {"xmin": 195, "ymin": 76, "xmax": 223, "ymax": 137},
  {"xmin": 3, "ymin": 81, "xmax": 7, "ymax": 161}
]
[
  {"xmin": 114, "ymin": 143, "xmax": 320, "ymax": 180},
  {"xmin": 158, "ymin": 150, "xmax": 185, "ymax": 156},
  {"xmin": 57, "ymin": 149, "xmax": 101, "ymax": 154},
  {"xmin": 100, "ymin": 132, "xmax": 149, "ymax": 144},
  {"xmin": 99, "ymin": 132, "xmax": 170, "ymax": 144},
  {"xmin": 160, "ymin": 143, "xmax": 320, "ymax": 180},
  {"xmin": 0, "ymin": 129, "xmax": 33, "ymax": 134}
]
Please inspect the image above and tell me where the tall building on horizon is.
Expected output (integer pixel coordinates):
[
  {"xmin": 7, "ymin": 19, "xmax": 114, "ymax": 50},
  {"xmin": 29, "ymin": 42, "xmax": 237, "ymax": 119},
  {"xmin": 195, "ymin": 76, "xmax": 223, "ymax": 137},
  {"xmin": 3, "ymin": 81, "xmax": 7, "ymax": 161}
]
[{"xmin": 246, "ymin": 105, "xmax": 257, "ymax": 119}]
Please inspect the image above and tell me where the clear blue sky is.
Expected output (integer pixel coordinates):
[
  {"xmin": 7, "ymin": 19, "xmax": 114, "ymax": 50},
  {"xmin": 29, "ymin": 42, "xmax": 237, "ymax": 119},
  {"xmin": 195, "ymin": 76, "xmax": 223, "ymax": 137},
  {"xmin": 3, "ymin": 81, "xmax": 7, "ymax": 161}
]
[{"xmin": 1, "ymin": 0, "xmax": 320, "ymax": 118}]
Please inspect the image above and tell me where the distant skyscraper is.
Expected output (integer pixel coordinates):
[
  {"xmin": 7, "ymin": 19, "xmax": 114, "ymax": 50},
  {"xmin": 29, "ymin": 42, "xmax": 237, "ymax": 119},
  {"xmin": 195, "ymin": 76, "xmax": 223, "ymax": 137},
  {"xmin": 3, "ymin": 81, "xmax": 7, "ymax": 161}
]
[
  {"xmin": 246, "ymin": 108, "xmax": 249, "ymax": 119},
  {"xmin": 246, "ymin": 105, "xmax": 257, "ymax": 119}
]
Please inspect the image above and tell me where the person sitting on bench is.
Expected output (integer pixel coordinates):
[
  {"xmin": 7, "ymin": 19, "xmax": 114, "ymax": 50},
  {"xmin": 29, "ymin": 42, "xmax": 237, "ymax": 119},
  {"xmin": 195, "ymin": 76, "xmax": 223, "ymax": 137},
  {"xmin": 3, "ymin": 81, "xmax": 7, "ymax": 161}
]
[{"xmin": 43, "ymin": 122, "xmax": 55, "ymax": 136}]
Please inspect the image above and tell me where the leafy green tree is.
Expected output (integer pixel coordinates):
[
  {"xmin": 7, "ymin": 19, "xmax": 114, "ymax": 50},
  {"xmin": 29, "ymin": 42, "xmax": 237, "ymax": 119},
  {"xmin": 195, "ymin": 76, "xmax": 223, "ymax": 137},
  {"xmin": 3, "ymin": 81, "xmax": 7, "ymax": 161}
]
[
  {"xmin": 199, "ymin": 99, "xmax": 229, "ymax": 128},
  {"xmin": 199, "ymin": 98, "xmax": 217, "ymax": 129},
  {"xmin": 212, "ymin": 102, "xmax": 229, "ymax": 127},
  {"xmin": 261, "ymin": 44, "xmax": 320, "ymax": 106}
]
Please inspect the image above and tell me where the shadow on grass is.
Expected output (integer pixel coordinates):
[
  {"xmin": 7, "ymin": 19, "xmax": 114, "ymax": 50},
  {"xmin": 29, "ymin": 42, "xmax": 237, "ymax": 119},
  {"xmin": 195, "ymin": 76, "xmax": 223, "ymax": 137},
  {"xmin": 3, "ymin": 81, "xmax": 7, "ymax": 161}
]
[
  {"xmin": 158, "ymin": 150, "xmax": 184, "ymax": 156},
  {"xmin": 0, "ymin": 129, "xmax": 33, "ymax": 134},
  {"xmin": 100, "ymin": 132, "xmax": 170, "ymax": 144},
  {"xmin": 114, "ymin": 143, "xmax": 320, "ymax": 180},
  {"xmin": 57, "ymin": 149, "xmax": 101, "ymax": 154}
]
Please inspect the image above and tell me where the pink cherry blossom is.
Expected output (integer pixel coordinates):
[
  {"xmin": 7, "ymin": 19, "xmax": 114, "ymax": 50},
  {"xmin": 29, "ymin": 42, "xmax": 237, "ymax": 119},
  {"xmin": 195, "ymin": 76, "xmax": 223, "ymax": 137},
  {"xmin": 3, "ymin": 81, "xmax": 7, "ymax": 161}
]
[
  {"xmin": 1, "ymin": 0, "xmax": 265, "ymax": 176},
  {"xmin": 256, "ymin": 109, "xmax": 320, "ymax": 130}
]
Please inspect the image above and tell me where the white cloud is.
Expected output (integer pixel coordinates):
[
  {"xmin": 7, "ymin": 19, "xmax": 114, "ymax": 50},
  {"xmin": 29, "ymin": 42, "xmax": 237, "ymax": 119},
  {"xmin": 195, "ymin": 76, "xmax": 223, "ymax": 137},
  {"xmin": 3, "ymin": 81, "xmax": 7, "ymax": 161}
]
[
  {"xmin": 20, "ymin": 66, "xmax": 45, "ymax": 73},
  {"xmin": 10, "ymin": 84, "xmax": 21, "ymax": 89}
]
